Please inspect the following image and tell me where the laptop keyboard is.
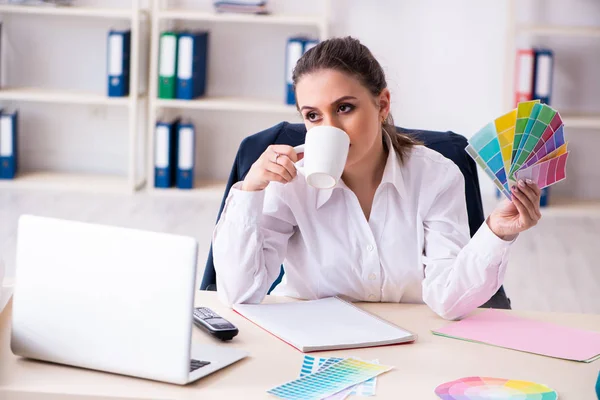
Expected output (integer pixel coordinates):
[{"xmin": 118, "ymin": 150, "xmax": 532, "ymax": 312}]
[{"xmin": 190, "ymin": 359, "xmax": 211, "ymax": 372}]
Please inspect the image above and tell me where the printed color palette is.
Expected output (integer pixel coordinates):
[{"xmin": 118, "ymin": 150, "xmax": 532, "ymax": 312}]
[
  {"xmin": 300, "ymin": 355, "xmax": 377, "ymax": 398},
  {"xmin": 515, "ymin": 152, "xmax": 569, "ymax": 189},
  {"xmin": 521, "ymin": 126, "xmax": 565, "ymax": 169},
  {"xmin": 300, "ymin": 356, "xmax": 352, "ymax": 400},
  {"xmin": 512, "ymin": 100, "xmax": 539, "ymax": 162},
  {"xmin": 467, "ymin": 100, "xmax": 569, "ymax": 200},
  {"xmin": 511, "ymin": 104, "xmax": 558, "ymax": 177},
  {"xmin": 435, "ymin": 376, "xmax": 557, "ymax": 399},
  {"xmin": 268, "ymin": 358, "xmax": 391, "ymax": 400},
  {"xmin": 466, "ymin": 122, "xmax": 510, "ymax": 196}
]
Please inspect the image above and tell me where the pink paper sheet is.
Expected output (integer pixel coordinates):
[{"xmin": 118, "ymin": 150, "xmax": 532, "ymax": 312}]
[{"xmin": 433, "ymin": 309, "xmax": 600, "ymax": 362}]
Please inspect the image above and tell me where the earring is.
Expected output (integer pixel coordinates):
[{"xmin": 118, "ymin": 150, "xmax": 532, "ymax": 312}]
[{"xmin": 381, "ymin": 116, "xmax": 386, "ymax": 124}]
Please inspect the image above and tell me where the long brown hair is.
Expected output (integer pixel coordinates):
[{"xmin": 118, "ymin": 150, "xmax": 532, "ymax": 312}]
[{"xmin": 292, "ymin": 36, "xmax": 420, "ymax": 163}]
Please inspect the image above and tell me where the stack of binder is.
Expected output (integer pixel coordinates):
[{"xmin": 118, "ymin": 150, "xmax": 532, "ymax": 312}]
[
  {"xmin": 154, "ymin": 118, "xmax": 196, "ymax": 190},
  {"xmin": 285, "ymin": 37, "xmax": 319, "ymax": 105},
  {"xmin": 213, "ymin": 1, "xmax": 269, "ymax": 14},
  {"xmin": 514, "ymin": 48, "xmax": 554, "ymax": 107},
  {"xmin": 0, "ymin": 109, "xmax": 19, "ymax": 180},
  {"xmin": 107, "ymin": 30, "xmax": 131, "ymax": 97},
  {"xmin": 158, "ymin": 31, "xmax": 209, "ymax": 100}
]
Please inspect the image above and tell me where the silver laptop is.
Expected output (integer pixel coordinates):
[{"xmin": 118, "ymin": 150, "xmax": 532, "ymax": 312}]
[{"xmin": 10, "ymin": 215, "xmax": 247, "ymax": 385}]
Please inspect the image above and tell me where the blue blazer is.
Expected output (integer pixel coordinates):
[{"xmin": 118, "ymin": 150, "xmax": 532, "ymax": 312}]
[{"xmin": 201, "ymin": 122, "xmax": 511, "ymax": 309}]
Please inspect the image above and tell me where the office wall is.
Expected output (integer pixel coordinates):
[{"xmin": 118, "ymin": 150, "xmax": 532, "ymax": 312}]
[
  {"xmin": 331, "ymin": 0, "xmax": 600, "ymax": 199},
  {"xmin": 3, "ymin": 0, "xmax": 599, "ymax": 198}
]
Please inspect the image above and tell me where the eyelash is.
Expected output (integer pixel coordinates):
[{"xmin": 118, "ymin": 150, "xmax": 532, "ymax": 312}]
[{"xmin": 305, "ymin": 103, "xmax": 355, "ymax": 122}]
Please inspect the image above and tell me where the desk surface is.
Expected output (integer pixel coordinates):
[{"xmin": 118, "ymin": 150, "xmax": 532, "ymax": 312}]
[{"xmin": 1, "ymin": 292, "xmax": 599, "ymax": 400}]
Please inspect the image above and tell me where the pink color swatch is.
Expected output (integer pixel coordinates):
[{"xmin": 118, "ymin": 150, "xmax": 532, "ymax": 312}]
[
  {"xmin": 515, "ymin": 152, "xmax": 569, "ymax": 189},
  {"xmin": 433, "ymin": 309, "xmax": 600, "ymax": 362}
]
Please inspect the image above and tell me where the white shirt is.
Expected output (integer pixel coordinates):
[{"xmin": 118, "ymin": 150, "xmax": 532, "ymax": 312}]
[{"xmin": 213, "ymin": 139, "xmax": 514, "ymax": 320}]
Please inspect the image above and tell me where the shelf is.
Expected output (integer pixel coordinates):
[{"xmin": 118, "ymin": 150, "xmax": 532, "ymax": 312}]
[
  {"xmin": 0, "ymin": 4, "xmax": 145, "ymax": 19},
  {"xmin": 540, "ymin": 198, "xmax": 600, "ymax": 216},
  {"xmin": 562, "ymin": 114, "xmax": 600, "ymax": 129},
  {"xmin": 0, "ymin": 172, "xmax": 139, "ymax": 193},
  {"xmin": 484, "ymin": 195, "xmax": 600, "ymax": 217},
  {"xmin": 154, "ymin": 97, "xmax": 298, "ymax": 114},
  {"xmin": 147, "ymin": 180, "xmax": 226, "ymax": 200},
  {"xmin": 158, "ymin": 9, "xmax": 323, "ymax": 26},
  {"xmin": 517, "ymin": 24, "xmax": 600, "ymax": 38},
  {"xmin": 0, "ymin": 88, "xmax": 134, "ymax": 107}
]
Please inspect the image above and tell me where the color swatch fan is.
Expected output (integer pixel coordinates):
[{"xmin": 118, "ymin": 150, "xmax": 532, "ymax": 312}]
[
  {"xmin": 435, "ymin": 377, "xmax": 558, "ymax": 400},
  {"xmin": 466, "ymin": 100, "xmax": 569, "ymax": 200}
]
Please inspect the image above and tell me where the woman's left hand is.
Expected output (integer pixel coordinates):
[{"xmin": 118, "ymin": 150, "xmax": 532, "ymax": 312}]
[{"xmin": 487, "ymin": 179, "xmax": 542, "ymax": 241}]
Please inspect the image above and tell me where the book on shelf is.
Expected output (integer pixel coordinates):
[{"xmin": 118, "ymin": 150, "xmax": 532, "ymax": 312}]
[
  {"xmin": 158, "ymin": 31, "xmax": 179, "ymax": 99},
  {"xmin": 107, "ymin": 30, "xmax": 131, "ymax": 98},
  {"xmin": 176, "ymin": 32, "xmax": 209, "ymax": 100},
  {"xmin": 285, "ymin": 36, "xmax": 319, "ymax": 105},
  {"xmin": 154, "ymin": 118, "xmax": 197, "ymax": 190},
  {"xmin": 213, "ymin": 1, "xmax": 270, "ymax": 15},
  {"xmin": 154, "ymin": 118, "xmax": 179, "ymax": 188},
  {"xmin": 176, "ymin": 121, "xmax": 196, "ymax": 190},
  {"xmin": 0, "ymin": 109, "xmax": 19, "ymax": 180},
  {"xmin": 159, "ymin": 31, "xmax": 209, "ymax": 101}
]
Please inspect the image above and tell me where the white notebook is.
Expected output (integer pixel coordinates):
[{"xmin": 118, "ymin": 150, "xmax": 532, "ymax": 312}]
[{"xmin": 233, "ymin": 297, "xmax": 416, "ymax": 352}]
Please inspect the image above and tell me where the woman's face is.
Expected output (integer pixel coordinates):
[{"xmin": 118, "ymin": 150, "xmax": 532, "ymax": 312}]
[{"xmin": 295, "ymin": 69, "xmax": 390, "ymax": 169}]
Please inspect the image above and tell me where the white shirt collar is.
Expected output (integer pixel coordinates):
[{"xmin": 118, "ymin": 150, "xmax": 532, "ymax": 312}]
[{"xmin": 316, "ymin": 131, "xmax": 407, "ymax": 209}]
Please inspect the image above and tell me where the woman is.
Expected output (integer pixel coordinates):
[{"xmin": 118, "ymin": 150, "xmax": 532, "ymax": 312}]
[{"xmin": 212, "ymin": 37, "xmax": 541, "ymax": 320}]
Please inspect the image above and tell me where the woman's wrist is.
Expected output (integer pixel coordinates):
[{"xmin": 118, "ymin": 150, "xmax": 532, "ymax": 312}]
[
  {"xmin": 241, "ymin": 179, "xmax": 268, "ymax": 192},
  {"xmin": 486, "ymin": 216, "xmax": 517, "ymax": 242}
]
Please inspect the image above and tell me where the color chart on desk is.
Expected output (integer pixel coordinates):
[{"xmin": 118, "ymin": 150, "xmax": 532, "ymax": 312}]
[
  {"xmin": 268, "ymin": 358, "xmax": 391, "ymax": 400},
  {"xmin": 299, "ymin": 355, "xmax": 377, "ymax": 397},
  {"xmin": 466, "ymin": 100, "xmax": 569, "ymax": 200},
  {"xmin": 435, "ymin": 376, "xmax": 557, "ymax": 400}
]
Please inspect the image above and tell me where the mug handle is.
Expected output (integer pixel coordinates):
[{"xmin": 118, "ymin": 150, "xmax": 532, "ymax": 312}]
[{"xmin": 293, "ymin": 145, "xmax": 305, "ymax": 173}]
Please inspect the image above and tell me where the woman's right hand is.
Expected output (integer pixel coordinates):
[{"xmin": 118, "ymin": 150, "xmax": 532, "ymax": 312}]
[{"xmin": 241, "ymin": 145, "xmax": 299, "ymax": 191}]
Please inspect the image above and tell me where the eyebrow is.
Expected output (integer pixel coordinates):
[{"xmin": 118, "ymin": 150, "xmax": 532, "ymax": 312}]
[{"xmin": 299, "ymin": 96, "xmax": 358, "ymax": 112}]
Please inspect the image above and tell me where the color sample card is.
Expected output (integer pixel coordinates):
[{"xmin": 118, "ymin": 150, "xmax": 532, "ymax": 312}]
[
  {"xmin": 435, "ymin": 376, "xmax": 557, "ymax": 399},
  {"xmin": 466, "ymin": 123, "xmax": 510, "ymax": 195},
  {"xmin": 432, "ymin": 309, "xmax": 600, "ymax": 362},
  {"xmin": 521, "ymin": 125, "xmax": 565, "ymax": 169},
  {"xmin": 466, "ymin": 101, "xmax": 569, "ymax": 200},
  {"xmin": 268, "ymin": 358, "xmax": 392, "ymax": 400},
  {"xmin": 494, "ymin": 109, "xmax": 517, "ymax": 175},
  {"xmin": 511, "ymin": 104, "xmax": 557, "ymax": 176},
  {"xmin": 537, "ymin": 142, "xmax": 568, "ymax": 165},
  {"xmin": 511, "ymin": 102, "xmax": 543, "ymax": 177},
  {"xmin": 466, "ymin": 145, "xmax": 512, "ymax": 199},
  {"xmin": 299, "ymin": 355, "xmax": 377, "ymax": 398},
  {"xmin": 300, "ymin": 357, "xmax": 352, "ymax": 400},
  {"xmin": 529, "ymin": 112, "xmax": 563, "ymax": 158},
  {"xmin": 515, "ymin": 151, "xmax": 569, "ymax": 189},
  {"xmin": 512, "ymin": 100, "xmax": 540, "ymax": 162}
]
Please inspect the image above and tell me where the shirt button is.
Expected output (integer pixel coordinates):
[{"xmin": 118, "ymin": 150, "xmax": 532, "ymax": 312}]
[
  {"xmin": 366, "ymin": 244, "xmax": 374, "ymax": 252},
  {"xmin": 368, "ymin": 273, "xmax": 376, "ymax": 281},
  {"xmin": 368, "ymin": 294, "xmax": 376, "ymax": 301}
]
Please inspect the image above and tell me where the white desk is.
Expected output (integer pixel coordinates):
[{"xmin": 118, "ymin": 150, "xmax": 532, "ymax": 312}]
[{"xmin": 1, "ymin": 292, "xmax": 599, "ymax": 399}]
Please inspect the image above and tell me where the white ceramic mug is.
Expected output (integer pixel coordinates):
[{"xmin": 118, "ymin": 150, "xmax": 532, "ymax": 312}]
[{"xmin": 292, "ymin": 126, "xmax": 350, "ymax": 189}]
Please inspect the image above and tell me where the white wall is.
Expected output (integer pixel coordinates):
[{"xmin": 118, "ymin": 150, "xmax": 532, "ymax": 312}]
[
  {"xmin": 331, "ymin": 0, "xmax": 600, "ymax": 199},
  {"xmin": 332, "ymin": 0, "xmax": 510, "ymax": 135},
  {"xmin": 2, "ymin": 0, "xmax": 599, "ymax": 198}
]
